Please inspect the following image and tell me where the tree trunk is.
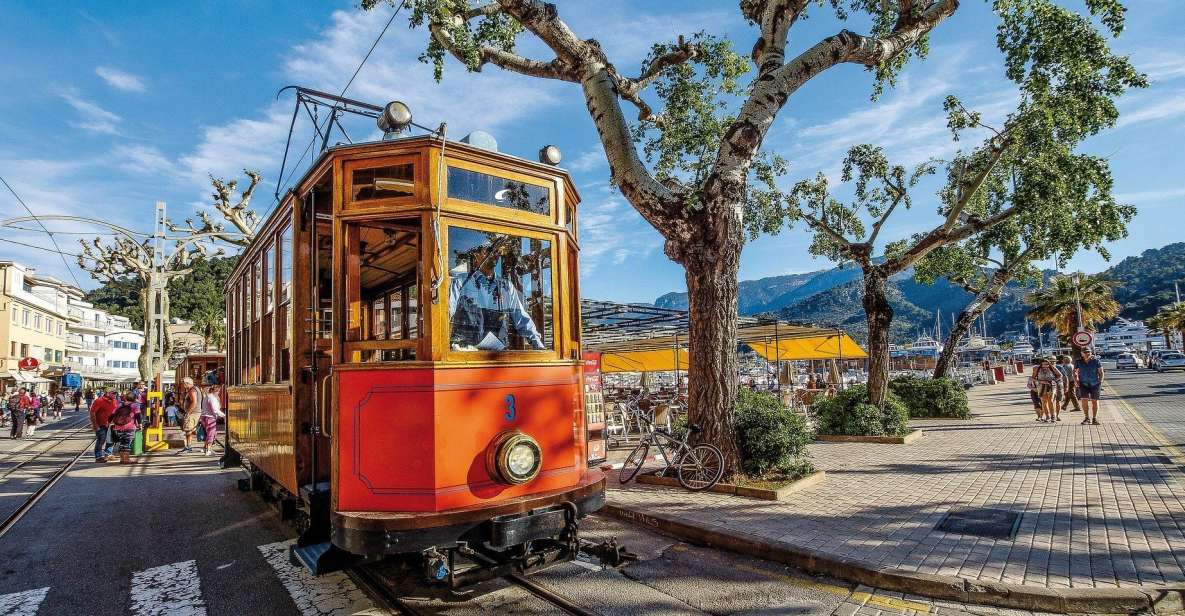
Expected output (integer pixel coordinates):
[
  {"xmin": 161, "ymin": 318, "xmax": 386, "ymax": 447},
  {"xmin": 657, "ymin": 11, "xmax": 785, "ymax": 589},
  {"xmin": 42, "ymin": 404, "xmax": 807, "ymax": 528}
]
[
  {"xmin": 683, "ymin": 246, "xmax": 743, "ymax": 478},
  {"xmin": 934, "ymin": 272, "xmax": 1007, "ymax": 379},
  {"xmin": 863, "ymin": 269, "xmax": 893, "ymax": 407}
]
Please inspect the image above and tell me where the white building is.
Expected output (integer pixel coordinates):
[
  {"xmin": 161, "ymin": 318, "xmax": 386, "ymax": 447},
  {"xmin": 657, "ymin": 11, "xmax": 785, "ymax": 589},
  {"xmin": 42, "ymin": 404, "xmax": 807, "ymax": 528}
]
[{"xmin": 65, "ymin": 298, "xmax": 145, "ymax": 384}]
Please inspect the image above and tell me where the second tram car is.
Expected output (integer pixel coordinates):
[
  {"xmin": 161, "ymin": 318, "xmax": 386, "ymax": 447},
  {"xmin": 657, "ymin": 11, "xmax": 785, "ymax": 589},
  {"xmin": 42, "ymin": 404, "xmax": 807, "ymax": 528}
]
[{"xmin": 223, "ymin": 105, "xmax": 603, "ymax": 584}]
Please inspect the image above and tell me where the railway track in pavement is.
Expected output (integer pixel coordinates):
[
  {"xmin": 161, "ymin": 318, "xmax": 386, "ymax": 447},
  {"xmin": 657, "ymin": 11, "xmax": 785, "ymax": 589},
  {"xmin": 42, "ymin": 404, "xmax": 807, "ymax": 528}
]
[
  {"xmin": 348, "ymin": 560, "xmax": 600, "ymax": 616},
  {"xmin": 0, "ymin": 415, "xmax": 96, "ymax": 539}
]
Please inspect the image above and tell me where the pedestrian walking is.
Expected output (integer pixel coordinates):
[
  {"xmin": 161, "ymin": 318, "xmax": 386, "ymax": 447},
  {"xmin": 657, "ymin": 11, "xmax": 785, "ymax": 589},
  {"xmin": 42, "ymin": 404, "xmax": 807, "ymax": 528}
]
[
  {"xmin": 72, "ymin": 388, "xmax": 82, "ymax": 412},
  {"xmin": 89, "ymin": 389, "xmax": 118, "ymax": 462},
  {"xmin": 1036, "ymin": 357, "xmax": 1062, "ymax": 422},
  {"xmin": 26, "ymin": 394, "xmax": 40, "ymax": 436},
  {"xmin": 178, "ymin": 377, "xmax": 202, "ymax": 453},
  {"xmin": 165, "ymin": 402, "xmax": 178, "ymax": 427},
  {"xmin": 7, "ymin": 388, "xmax": 30, "ymax": 439},
  {"xmin": 199, "ymin": 384, "xmax": 223, "ymax": 456},
  {"xmin": 1026, "ymin": 365, "xmax": 1044, "ymax": 419},
  {"xmin": 1074, "ymin": 348, "xmax": 1105, "ymax": 425},
  {"xmin": 53, "ymin": 390, "xmax": 65, "ymax": 419},
  {"xmin": 109, "ymin": 393, "xmax": 139, "ymax": 465},
  {"xmin": 84, "ymin": 388, "xmax": 95, "ymax": 410},
  {"xmin": 1057, "ymin": 355, "xmax": 1080, "ymax": 413}
]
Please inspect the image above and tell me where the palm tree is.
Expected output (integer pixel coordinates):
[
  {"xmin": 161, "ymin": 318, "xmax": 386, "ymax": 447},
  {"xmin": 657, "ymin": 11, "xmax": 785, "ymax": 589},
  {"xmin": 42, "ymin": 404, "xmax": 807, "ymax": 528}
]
[
  {"xmin": 1149, "ymin": 303, "xmax": 1185, "ymax": 350},
  {"xmin": 1026, "ymin": 274, "xmax": 1121, "ymax": 340}
]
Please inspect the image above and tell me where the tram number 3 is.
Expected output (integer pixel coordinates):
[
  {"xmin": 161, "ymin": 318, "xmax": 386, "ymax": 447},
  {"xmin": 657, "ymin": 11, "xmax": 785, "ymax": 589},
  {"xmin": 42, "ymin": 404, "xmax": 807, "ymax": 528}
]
[{"xmin": 504, "ymin": 394, "xmax": 517, "ymax": 421}]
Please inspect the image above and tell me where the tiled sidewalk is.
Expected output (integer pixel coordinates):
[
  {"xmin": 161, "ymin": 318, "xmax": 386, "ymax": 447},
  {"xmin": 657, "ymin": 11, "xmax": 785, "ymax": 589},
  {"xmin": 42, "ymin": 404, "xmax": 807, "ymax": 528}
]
[{"xmin": 608, "ymin": 377, "xmax": 1185, "ymax": 589}]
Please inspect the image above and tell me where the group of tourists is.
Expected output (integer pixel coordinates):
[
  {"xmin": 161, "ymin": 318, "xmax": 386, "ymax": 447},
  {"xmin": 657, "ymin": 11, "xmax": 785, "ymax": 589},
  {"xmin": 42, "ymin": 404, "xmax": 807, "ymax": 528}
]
[
  {"xmin": 89, "ymin": 377, "xmax": 224, "ymax": 463},
  {"xmin": 1027, "ymin": 348, "xmax": 1105, "ymax": 425},
  {"xmin": 5, "ymin": 387, "xmax": 69, "ymax": 439}
]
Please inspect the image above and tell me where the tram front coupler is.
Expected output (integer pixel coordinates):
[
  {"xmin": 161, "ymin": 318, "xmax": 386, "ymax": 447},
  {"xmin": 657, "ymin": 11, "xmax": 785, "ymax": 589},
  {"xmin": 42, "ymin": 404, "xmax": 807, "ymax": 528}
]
[{"xmin": 579, "ymin": 537, "xmax": 638, "ymax": 568}]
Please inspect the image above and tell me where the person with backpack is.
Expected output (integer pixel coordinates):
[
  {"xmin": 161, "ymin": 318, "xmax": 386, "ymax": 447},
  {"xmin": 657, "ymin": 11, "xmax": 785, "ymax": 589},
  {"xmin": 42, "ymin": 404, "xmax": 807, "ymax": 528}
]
[
  {"xmin": 110, "ymin": 392, "xmax": 140, "ymax": 464},
  {"xmin": 89, "ymin": 389, "xmax": 118, "ymax": 462},
  {"xmin": 8, "ymin": 388, "xmax": 30, "ymax": 439}
]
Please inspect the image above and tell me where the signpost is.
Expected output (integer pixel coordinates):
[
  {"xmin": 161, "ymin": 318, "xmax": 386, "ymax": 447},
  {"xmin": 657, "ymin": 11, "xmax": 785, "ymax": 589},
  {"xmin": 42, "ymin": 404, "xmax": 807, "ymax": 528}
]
[
  {"xmin": 17, "ymin": 357, "xmax": 39, "ymax": 371},
  {"xmin": 1071, "ymin": 330, "xmax": 1094, "ymax": 348}
]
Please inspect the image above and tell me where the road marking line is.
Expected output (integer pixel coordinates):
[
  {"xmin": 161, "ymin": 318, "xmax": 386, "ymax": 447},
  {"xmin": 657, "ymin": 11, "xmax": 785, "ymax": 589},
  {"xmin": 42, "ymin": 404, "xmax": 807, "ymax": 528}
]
[
  {"xmin": 130, "ymin": 560, "xmax": 206, "ymax": 616},
  {"xmin": 258, "ymin": 541, "xmax": 377, "ymax": 616},
  {"xmin": 0, "ymin": 587, "xmax": 49, "ymax": 616},
  {"xmin": 1105, "ymin": 383, "xmax": 1185, "ymax": 466}
]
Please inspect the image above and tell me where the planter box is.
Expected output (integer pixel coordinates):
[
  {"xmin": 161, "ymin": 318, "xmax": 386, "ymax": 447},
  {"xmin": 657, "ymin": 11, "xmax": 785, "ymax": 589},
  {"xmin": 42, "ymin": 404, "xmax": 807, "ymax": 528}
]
[
  {"xmin": 816, "ymin": 429, "xmax": 924, "ymax": 444},
  {"xmin": 635, "ymin": 470, "xmax": 826, "ymax": 501}
]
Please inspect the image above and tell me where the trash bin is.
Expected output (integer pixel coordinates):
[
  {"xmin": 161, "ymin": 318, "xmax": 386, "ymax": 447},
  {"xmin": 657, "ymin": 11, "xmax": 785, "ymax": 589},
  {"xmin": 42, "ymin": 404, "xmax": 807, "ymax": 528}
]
[
  {"xmin": 132, "ymin": 429, "xmax": 144, "ymax": 456},
  {"xmin": 993, "ymin": 366, "xmax": 1006, "ymax": 382},
  {"xmin": 1015, "ymin": 360, "xmax": 1024, "ymax": 373}
]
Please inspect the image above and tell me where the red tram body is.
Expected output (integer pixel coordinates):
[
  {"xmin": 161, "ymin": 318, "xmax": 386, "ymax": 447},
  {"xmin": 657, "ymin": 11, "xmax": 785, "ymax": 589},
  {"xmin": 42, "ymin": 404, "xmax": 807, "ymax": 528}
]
[{"xmin": 222, "ymin": 123, "xmax": 603, "ymax": 583}]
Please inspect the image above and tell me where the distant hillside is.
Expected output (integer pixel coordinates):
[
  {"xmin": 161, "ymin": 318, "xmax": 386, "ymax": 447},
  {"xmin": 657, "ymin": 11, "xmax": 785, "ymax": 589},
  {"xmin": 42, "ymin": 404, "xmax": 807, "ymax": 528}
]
[
  {"xmin": 1103, "ymin": 243, "xmax": 1185, "ymax": 320},
  {"xmin": 655, "ymin": 270, "xmax": 822, "ymax": 313}
]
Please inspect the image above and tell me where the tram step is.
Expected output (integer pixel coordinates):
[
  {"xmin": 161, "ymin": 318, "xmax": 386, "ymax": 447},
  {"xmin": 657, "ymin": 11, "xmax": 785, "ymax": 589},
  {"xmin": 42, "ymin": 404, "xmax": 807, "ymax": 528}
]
[{"xmin": 290, "ymin": 541, "xmax": 355, "ymax": 576}]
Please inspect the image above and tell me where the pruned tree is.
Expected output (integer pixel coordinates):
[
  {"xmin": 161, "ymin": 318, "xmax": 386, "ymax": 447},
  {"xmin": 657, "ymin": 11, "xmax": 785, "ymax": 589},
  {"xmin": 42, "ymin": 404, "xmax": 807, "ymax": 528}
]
[
  {"xmin": 747, "ymin": 3, "xmax": 1144, "ymax": 407},
  {"xmin": 914, "ymin": 151, "xmax": 1135, "ymax": 378},
  {"xmin": 366, "ymin": 0, "xmax": 1138, "ymax": 471},
  {"xmin": 77, "ymin": 234, "xmax": 213, "ymax": 381},
  {"xmin": 168, "ymin": 170, "xmax": 262, "ymax": 248}
]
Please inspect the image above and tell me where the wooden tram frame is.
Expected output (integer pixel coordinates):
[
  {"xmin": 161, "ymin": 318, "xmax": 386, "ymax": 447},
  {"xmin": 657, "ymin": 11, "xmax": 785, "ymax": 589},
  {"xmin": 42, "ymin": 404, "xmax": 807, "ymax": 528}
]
[{"xmin": 222, "ymin": 134, "xmax": 604, "ymax": 581}]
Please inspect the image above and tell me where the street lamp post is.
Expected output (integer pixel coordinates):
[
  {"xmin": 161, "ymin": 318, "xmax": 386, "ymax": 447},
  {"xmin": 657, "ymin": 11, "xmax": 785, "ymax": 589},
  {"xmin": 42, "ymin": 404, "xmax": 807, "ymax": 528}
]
[{"xmin": 1072, "ymin": 272, "xmax": 1085, "ymax": 333}]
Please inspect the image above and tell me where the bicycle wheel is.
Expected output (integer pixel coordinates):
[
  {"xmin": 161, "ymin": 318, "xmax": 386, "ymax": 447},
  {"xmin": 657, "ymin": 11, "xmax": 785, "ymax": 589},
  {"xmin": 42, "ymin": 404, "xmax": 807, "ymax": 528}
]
[
  {"xmin": 618, "ymin": 441, "xmax": 650, "ymax": 483},
  {"xmin": 676, "ymin": 444, "xmax": 724, "ymax": 491}
]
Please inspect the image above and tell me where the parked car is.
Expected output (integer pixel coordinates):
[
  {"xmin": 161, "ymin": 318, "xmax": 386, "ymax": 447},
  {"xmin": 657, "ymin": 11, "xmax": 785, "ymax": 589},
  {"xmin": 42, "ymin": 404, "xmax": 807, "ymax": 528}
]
[
  {"xmin": 1157, "ymin": 352, "xmax": 1185, "ymax": 372},
  {"xmin": 1116, "ymin": 353, "xmax": 1144, "ymax": 369}
]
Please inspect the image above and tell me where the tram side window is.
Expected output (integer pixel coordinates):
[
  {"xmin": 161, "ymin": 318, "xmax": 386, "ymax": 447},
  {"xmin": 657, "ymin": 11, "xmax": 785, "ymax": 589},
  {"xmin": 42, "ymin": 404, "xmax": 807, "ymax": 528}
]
[
  {"xmin": 346, "ymin": 221, "xmax": 422, "ymax": 362},
  {"xmin": 447, "ymin": 227, "xmax": 553, "ymax": 353},
  {"xmin": 447, "ymin": 167, "xmax": 549, "ymax": 216},
  {"xmin": 262, "ymin": 245, "xmax": 274, "ymax": 383},
  {"xmin": 352, "ymin": 164, "xmax": 414, "ymax": 201},
  {"xmin": 278, "ymin": 225, "xmax": 293, "ymax": 382}
]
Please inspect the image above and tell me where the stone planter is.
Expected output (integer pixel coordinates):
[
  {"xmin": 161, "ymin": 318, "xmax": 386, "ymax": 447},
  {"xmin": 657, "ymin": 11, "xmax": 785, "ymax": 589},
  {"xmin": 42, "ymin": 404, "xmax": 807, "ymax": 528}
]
[
  {"xmin": 816, "ymin": 429, "xmax": 924, "ymax": 444},
  {"xmin": 635, "ymin": 469, "xmax": 826, "ymax": 501}
]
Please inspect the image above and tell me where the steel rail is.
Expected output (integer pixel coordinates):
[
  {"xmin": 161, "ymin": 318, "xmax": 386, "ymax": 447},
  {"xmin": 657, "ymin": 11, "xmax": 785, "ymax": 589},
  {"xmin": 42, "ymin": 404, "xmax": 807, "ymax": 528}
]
[
  {"xmin": 0, "ymin": 433, "xmax": 94, "ymax": 540},
  {"xmin": 0, "ymin": 415, "xmax": 93, "ymax": 477}
]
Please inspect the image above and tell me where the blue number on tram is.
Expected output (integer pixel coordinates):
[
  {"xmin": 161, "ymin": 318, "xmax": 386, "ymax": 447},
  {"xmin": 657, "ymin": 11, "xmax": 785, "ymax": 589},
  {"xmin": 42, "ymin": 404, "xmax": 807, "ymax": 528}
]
[{"xmin": 504, "ymin": 394, "xmax": 517, "ymax": 421}]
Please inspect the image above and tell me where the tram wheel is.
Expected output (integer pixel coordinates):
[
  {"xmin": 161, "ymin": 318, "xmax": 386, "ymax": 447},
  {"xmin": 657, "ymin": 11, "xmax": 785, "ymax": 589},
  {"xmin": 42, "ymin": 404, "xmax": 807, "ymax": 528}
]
[
  {"xmin": 677, "ymin": 444, "xmax": 724, "ymax": 491},
  {"xmin": 618, "ymin": 442, "xmax": 650, "ymax": 483}
]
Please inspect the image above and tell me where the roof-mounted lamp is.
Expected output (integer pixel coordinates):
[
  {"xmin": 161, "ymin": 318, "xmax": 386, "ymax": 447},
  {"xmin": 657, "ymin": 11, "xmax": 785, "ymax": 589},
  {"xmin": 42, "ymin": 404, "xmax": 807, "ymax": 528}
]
[
  {"xmin": 538, "ymin": 144, "xmax": 562, "ymax": 166},
  {"xmin": 377, "ymin": 101, "xmax": 413, "ymax": 140}
]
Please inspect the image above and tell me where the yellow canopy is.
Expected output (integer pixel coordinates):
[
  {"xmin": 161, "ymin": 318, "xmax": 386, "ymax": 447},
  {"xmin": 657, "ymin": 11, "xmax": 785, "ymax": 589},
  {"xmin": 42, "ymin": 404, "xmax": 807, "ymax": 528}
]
[
  {"xmin": 746, "ymin": 334, "xmax": 867, "ymax": 361},
  {"xmin": 600, "ymin": 349, "xmax": 690, "ymax": 373}
]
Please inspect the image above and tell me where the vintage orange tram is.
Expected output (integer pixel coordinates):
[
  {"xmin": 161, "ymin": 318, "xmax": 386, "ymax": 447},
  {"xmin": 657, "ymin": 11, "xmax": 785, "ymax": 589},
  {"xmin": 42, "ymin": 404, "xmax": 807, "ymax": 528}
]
[{"xmin": 222, "ymin": 103, "xmax": 603, "ymax": 583}]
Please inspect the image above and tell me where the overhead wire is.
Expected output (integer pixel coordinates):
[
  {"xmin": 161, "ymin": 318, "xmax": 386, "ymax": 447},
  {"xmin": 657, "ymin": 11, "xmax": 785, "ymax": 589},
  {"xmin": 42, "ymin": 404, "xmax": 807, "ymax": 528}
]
[
  {"xmin": 262, "ymin": 1, "xmax": 404, "ymax": 222},
  {"xmin": 0, "ymin": 175, "xmax": 84, "ymax": 287},
  {"xmin": 0, "ymin": 237, "xmax": 81, "ymax": 259}
]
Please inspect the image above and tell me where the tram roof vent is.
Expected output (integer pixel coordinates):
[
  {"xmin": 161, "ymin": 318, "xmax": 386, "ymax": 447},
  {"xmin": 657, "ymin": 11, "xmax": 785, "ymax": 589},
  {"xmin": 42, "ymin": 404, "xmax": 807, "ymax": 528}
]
[{"xmin": 461, "ymin": 130, "xmax": 498, "ymax": 152}]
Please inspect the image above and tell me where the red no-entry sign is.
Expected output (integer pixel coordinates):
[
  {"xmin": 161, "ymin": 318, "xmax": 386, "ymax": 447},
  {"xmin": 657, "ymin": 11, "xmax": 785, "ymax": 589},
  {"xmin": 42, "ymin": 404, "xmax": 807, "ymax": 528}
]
[{"xmin": 1071, "ymin": 331, "xmax": 1094, "ymax": 348}]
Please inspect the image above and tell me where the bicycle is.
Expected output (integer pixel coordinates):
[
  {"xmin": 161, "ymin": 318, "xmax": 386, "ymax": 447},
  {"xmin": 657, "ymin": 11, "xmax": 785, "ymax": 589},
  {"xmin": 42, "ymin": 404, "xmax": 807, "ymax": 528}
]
[{"xmin": 618, "ymin": 415, "xmax": 724, "ymax": 491}]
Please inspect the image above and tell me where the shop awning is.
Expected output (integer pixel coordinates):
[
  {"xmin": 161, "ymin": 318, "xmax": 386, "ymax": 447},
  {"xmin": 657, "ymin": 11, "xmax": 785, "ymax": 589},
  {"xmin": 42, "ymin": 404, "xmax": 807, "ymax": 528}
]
[
  {"xmin": 4, "ymin": 370, "xmax": 52, "ymax": 384},
  {"xmin": 745, "ymin": 333, "xmax": 868, "ymax": 361},
  {"xmin": 600, "ymin": 349, "xmax": 689, "ymax": 373}
]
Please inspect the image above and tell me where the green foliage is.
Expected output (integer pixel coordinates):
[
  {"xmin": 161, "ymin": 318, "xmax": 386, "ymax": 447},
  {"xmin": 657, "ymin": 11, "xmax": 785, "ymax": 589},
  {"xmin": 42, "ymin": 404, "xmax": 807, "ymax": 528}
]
[
  {"xmin": 889, "ymin": 376, "xmax": 970, "ymax": 418},
  {"xmin": 812, "ymin": 385, "xmax": 910, "ymax": 437},
  {"xmin": 1104, "ymin": 243, "xmax": 1185, "ymax": 320},
  {"xmin": 1026, "ymin": 273, "xmax": 1119, "ymax": 337},
  {"xmin": 733, "ymin": 389, "xmax": 813, "ymax": 476},
  {"xmin": 631, "ymin": 33, "xmax": 750, "ymax": 195},
  {"xmin": 83, "ymin": 256, "xmax": 238, "ymax": 337}
]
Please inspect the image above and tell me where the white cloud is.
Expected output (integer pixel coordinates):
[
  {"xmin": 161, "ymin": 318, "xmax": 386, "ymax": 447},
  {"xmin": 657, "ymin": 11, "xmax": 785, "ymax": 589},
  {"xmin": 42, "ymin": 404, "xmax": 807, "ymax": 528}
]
[
  {"xmin": 112, "ymin": 144, "xmax": 174, "ymax": 175},
  {"xmin": 1133, "ymin": 49, "xmax": 1185, "ymax": 83},
  {"xmin": 60, "ymin": 92, "xmax": 122, "ymax": 135},
  {"xmin": 95, "ymin": 66, "xmax": 147, "ymax": 92},
  {"xmin": 1114, "ymin": 187, "xmax": 1185, "ymax": 204},
  {"xmin": 576, "ymin": 187, "xmax": 660, "ymax": 274},
  {"xmin": 566, "ymin": 149, "xmax": 605, "ymax": 173},
  {"xmin": 1117, "ymin": 91, "xmax": 1185, "ymax": 128}
]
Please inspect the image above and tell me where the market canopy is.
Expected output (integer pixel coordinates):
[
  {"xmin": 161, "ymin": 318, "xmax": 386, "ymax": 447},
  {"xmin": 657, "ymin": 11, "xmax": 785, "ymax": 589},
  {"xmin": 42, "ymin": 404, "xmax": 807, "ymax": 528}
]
[
  {"xmin": 599, "ymin": 349, "xmax": 690, "ymax": 373},
  {"xmin": 745, "ymin": 333, "xmax": 867, "ymax": 361},
  {"xmin": 581, "ymin": 299, "xmax": 867, "ymax": 372}
]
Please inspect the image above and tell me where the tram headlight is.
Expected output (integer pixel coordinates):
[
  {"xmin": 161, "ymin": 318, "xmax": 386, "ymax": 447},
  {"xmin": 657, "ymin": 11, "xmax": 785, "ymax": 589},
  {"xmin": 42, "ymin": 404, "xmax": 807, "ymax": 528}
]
[{"xmin": 488, "ymin": 431, "xmax": 542, "ymax": 485}]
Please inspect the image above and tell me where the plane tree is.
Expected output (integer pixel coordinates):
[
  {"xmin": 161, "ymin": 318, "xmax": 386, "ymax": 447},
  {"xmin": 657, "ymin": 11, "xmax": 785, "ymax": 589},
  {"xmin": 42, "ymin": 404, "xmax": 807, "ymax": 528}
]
[
  {"xmin": 745, "ymin": 3, "xmax": 1142, "ymax": 407},
  {"xmin": 914, "ymin": 155, "xmax": 1135, "ymax": 378},
  {"xmin": 368, "ymin": 0, "xmax": 1139, "ymax": 470}
]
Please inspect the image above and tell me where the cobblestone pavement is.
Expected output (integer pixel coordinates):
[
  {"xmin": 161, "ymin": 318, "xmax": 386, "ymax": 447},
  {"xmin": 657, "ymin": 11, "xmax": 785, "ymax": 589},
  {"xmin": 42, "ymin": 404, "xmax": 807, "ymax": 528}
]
[{"xmin": 609, "ymin": 372, "xmax": 1185, "ymax": 589}]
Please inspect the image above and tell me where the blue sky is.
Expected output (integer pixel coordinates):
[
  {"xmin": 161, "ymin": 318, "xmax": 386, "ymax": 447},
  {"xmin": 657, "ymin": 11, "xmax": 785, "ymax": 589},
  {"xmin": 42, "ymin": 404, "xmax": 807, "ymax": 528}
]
[{"xmin": 1, "ymin": 1, "xmax": 1182, "ymax": 304}]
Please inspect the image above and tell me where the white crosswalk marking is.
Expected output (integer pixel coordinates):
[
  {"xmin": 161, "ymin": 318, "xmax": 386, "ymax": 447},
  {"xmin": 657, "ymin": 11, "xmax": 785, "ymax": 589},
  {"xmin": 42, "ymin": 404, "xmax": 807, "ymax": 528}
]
[
  {"xmin": 129, "ymin": 560, "xmax": 207, "ymax": 616},
  {"xmin": 0, "ymin": 587, "xmax": 48, "ymax": 616},
  {"xmin": 258, "ymin": 541, "xmax": 377, "ymax": 616}
]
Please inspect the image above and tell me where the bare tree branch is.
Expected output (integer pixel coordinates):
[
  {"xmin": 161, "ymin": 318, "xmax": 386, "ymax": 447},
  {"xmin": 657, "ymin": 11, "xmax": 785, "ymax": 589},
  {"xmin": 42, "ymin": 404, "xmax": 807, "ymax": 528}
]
[{"xmin": 169, "ymin": 170, "xmax": 262, "ymax": 248}]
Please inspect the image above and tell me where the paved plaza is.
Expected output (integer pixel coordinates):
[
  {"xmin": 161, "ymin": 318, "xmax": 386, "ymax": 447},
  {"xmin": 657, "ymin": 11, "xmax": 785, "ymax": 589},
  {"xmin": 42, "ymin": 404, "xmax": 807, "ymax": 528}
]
[{"xmin": 609, "ymin": 369, "xmax": 1185, "ymax": 590}]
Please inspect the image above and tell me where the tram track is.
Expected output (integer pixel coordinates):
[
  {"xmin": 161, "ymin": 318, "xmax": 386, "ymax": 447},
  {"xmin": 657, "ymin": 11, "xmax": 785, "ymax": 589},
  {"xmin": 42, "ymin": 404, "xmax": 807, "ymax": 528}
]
[
  {"xmin": 0, "ymin": 414, "xmax": 94, "ymax": 480},
  {"xmin": 0, "ymin": 427, "xmax": 94, "ymax": 540},
  {"xmin": 348, "ymin": 563, "xmax": 599, "ymax": 616}
]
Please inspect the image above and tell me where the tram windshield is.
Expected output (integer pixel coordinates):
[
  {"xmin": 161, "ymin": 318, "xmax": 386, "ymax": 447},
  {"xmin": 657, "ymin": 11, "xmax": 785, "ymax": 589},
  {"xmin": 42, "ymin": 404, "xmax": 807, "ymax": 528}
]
[{"xmin": 447, "ymin": 227, "xmax": 553, "ymax": 352}]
